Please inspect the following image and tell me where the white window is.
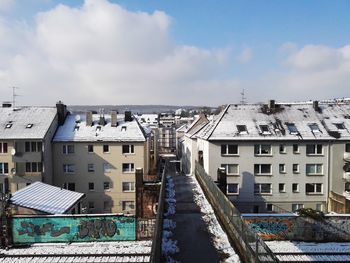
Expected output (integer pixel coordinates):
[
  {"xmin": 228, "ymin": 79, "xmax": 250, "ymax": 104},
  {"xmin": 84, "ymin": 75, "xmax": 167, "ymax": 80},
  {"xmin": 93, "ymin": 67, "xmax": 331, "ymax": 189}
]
[
  {"xmin": 279, "ymin": 144, "xmax": 286, "ymax": 154},
  {"xmin": 103, "ymin": 163, "xmax": 112, "ymax": 173},
  {"xmin": 88, "ymin": 164, "xmax": 95, "ymax": 173},
  {"xmin": 122, "ymin": 201, "xmax": 135, "ymax": 211},
  {"xmin": 254, "ymin": 164, "xmax": 272, "ymax": 175},
  {"xmin": 254, "ymin": 183, "xmax": 272, "ymax": 194},
  {"xmin": 103, "ymin": 182, "xmax": 110, "ymax": 190},
  {"xmin": 221, "ymin": 164, "xmax": 239, "ymax": 175},
  {"xmin": 306, "ymin": 144, "xmax": 323, "ymax": 155},
  {"xmin": 293, "ymin": 164, "xmax": 299, "ymax": 173},
  {"xmin": 122, "ymin": 182, "xmax": 135, "ymax": 192},
  {"xmin": 63, "ymin": 144, "xmax": 74, "ymax": 154},
  {"xmin": 293, "ymin": 144, "xmax": 299, "ymax": 153},
  {"xmin": 221, "ymin": 144, "xmax": 238, "ymax": 155},
  {"xmin": 0, "ymin": 142, "xmax": 8, "ymax": 153},
  {"xmin": 306, "ymin": 183, "xmax": 322, "ymax": 194},
  {"xmin": 0, "ymin": 163, "xmax": 9, "ymax": 174},
  {"xmin": 306, "ymin": 164, "xmax": 323, "ymax": 175},
  {"xmin": 279, "ymin": 164, "xmax": 286, "ymax": 173},
  {"xmin": 292, "ymin": 183, "xmax": 299, "ymax": 193},
  {"xmin": 63, "ymin": 164, "xmax": 75, "ymax": 174},
  {"xmin": 227, "ymin": 183, "xmax": 239, "ymax": 195},
  {"xmin": 279, "ymin": 183, "xmax": 285, "ymax": 193},
  {"xmin": 254, "ymin": 144, "xmax": 272, "ymax": 155},
  {"xmin": 25, "ymin": 162, "xmax": 43, "ymax": 173},
  {"xmin": 122, "ymin": 145, "xmax": 135, "ymax": 154},
  {"xmin": 292, "ymin": 204, "xmax": 304, "ymax": 212},
  {"xmin": 122, "ymin": 163, "xmax": 135, "ymax": 173}
]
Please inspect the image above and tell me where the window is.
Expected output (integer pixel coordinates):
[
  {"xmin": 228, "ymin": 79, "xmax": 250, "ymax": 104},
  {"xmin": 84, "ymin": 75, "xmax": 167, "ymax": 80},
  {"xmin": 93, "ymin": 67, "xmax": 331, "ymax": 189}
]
[
  {"xmin": 316, "ymin": 203, "xmax": 323, "ymax": 211},
  {"xmin": 293, "ymin": 164, "xmax": 299, "ymax": 173},
  {"xmin": 254, "ymin": 164, "xmax": 272, "ymax": 175},
  {"xmin": 287, "ymin": 123, "xmax": 298, "ymax": 135},
  {"xmin": 104, "ymin": 201, "xmax": 111, "ymax": 211},
  {"xmin": 0, "ymin": 163, "xmax": 9, "ymax": 174},
  {"xmin": 25, "ymin": 162, "xmax": 42, "ymax": 173},
  {"xmin": 122, "ymin": 201, "xmax": 135, "ymax": 211},
  {"xmin": 227, "ymin": 183, "xmax": 239, "ymax": 195},
  {"xmin": 237, "ymin": 125, "xmax": 248, "ymax": 134},
  {"xmin": 63, "ymin": 144, "xmax": 74, "ymax": 154},
  {"xmin": 221, "ymin": 164, "xmax": 239, "ymax": 175},
  {"xmin": 103, "ymin": 145, "xmax": 109, "ymax": 153},
  {"xmin": 254, "ymin": 183, "xmax": 272, "ymax": 194},
  {"xmin": 279, "ymin": 164, "xmax": 286, "ymax": 173},
  {"xmin": 254, "ymin": 144, "xmax": 272, "ymax": 155},
  {"xmin": 308, "ymin": 123, "xmax": 320, "ymax": 133},
  {"xmin": 346, "ymin": 144, "xmax": 350, "ymax": 153},
  {"xmin": 221, "ymin": 144, "xmax": 238, "ymax": 155},
  {"xmin": 25, "ymin": 141, "xmax": 42, "ymax": 152},
  {"xmin": 103, "ymin": 182, "xmax": 110, "ymax": 190},
  {"xmin": 88, "ymin": 164, "xmax": 95, "ymax": 173},
  {"xmin": 306, "ymin": 144, "xmax": 323, "ymax": 155},
  {"xmin": 292, "ymin": 183, "xmax": 299, "ymax": 193},
  {"xmin": 279, "ymin": 183, "xmax": 285, "ymax": 193},
  {"xmin": 0, "ymin": 143, "xmax": 8, "ymax": 153},
  {"xmin": 334, "ymin": 123, "xmax": 345, "ymax": 130},
  {"xmin": 259, "ymin": 125, "xmax": 271, "ymax": 135},
  {"xmin": 26, "ymin": 124, "xmax": 33, "ymax": 129},
  {"xmin": 306, "ymin": 183, "xmax": 322, "ymax": 194},
  {"xmin": 279, "ymin": 144, "xmax": 286, "ymax": 154},
  {"xmin": 88, "ymin": 182, "xmax": 94, "ymax": 191},
  {"xmin": 63, "ymin": 182, "xmax": 75, "ymax": 191},
  {"xmin": 88, "ymin": 145, "xmax": 94, "ymax": 153},
  {"xmin": 306, "ymin": 164, "xmax": 323, "ymax": 175},
  {"xmin": 266, "ymin": 204, "xmax": 273, "ymax": 212},
  {"xmin": 88, "ymin": 201, "xmax": 94, "ymax": 209},
  {"xmin": 292, "ymin": 204, "xmax": 304, "ymax": 212},
  {"xmin": 103, "ymin": 163, "xmax": 112, "ymax": 173},
  {"xmin": 63, "ymin": 164, "xmax": 75, "ymax": 174},
  {"xmin": 122, "ymin": 182, "xmax": 135, "ymax": 192},
  {"xmin": 122, "ymin": 145, "xmax": 135, "ymax": 154},
  {"xmin": 122, "ymin": 163, "xmax": 135, "ymax": 173},
  {"xmin": 293, "ymin": 144, "xmax": 299, "ymax": 153}
]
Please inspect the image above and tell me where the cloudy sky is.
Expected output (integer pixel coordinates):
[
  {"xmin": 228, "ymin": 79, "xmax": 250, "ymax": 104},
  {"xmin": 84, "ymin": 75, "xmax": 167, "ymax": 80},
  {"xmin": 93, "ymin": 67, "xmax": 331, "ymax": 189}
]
[{"xmin": 0, "ymin": 0, "xmax": 349, "ymax": 106}]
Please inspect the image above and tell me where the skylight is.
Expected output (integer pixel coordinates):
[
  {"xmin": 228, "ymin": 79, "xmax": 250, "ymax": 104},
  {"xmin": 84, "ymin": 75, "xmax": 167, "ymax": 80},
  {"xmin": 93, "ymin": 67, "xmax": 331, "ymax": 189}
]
[
  {"xmin": 259, "ymin": 125, "xmax": 271, "ymax": 135},
  {"xmin": 286, "ymin": 123, "xmax": 298, "ymax": 135},
  {"xmin": 334, "ymin": 123, "xmax": 345, "ymax": 130},
  {"xmin": 308, "ymin": 123, "xmax": 320, "ymax": 133},
  {"xmin": 5, "ymin": 123, "xmax": 12, "ymax": 129},
  {"xmin": 26, "ymin": 124, "xmax": 33, "ymax": 129},
  {"xmin": 237, "ymin": 125, "xmax": 248, "ymax": 134}
]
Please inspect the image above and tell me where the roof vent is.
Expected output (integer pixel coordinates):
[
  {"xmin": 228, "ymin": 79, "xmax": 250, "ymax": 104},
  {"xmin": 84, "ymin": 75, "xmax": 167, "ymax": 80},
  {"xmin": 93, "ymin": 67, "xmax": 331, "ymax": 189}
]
[
  {"xmin": 99, "ymin": 109, "xmax": 106, "ymax": 126},
  {"xmin": 86, "ymin": 112, "xmax": 93, "ymax": 126},
  {"xmin": 111, "ymin": 111, "xmax": 118, "ymax": 127}
]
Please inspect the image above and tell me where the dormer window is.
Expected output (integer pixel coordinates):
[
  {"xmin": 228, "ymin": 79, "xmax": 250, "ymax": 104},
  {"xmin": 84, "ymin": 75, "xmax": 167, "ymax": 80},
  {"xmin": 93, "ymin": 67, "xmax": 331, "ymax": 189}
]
[
  {"xmin": 286, "ymin": 123, "xmax": 298, "ymax": 135},
  {"xmin": 237, "ymin": 125, "xmax": 248, "ymax": 134},
  {"xmin": 308, "ymin": 123, "xmax": 320, "ymax": 133},
  {"xmin": 26, "ymin": 124, "xmax": 33, "ymax": 129},
  {"xmin": 334, "ymin": 123, "xmax": 345, "ymax": 130},
  {"xmin": 96, "ymin": 126, "xmax": 101, "ymax": 131},
  {"xmin": 121, "ymin": 126, "xmax": 127, "ymax": 131},
  {"xmin": 259, "ymin": 125, "xmax": 271, "ymax": 135}
]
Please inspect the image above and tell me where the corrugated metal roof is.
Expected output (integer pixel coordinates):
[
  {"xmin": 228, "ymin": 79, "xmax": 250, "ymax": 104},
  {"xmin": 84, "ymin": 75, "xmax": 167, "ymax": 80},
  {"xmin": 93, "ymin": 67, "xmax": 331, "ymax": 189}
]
[
  {"xmin": 0, "ymin": 107, "xmax": 57, "ymax": 139},
  {"xmin": 10, "ymin": 182, "xmax": 85, "ymax": 214}
]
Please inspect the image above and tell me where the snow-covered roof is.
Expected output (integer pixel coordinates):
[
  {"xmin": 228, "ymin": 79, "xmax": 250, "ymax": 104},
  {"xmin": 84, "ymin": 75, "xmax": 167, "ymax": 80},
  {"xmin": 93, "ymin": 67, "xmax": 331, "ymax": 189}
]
[
  {"xmin": 135, "ymin": 114, "xmax": 158, "ymax": 126},
  {"xmin": 10, "ymin": 182, "xmax": 85, "ymax": 214},
  {"xmin": 0, "ymin": 107, "xmax": 57, "ymax": 139},
  {"xmin": 197, "ymin": 103, "xmax": 350, "ymax": 141},
  {"xmin": 176, "ymin": 123, "xmax": 188, "ymax": 133},
  {"xmin": 54, "ymin": 113, "xmax": 146, "ymax": 142}
]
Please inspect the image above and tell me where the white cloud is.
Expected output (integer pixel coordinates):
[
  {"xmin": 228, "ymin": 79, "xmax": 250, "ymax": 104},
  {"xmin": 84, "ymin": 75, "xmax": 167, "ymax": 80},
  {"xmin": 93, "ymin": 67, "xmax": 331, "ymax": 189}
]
[
  {"xmin": 0, "ymin": 0, "xmax": 15, "ymax": 12},
  {"xmin": 0, "ymin": 0, "xmax": 237, "ymax": 106},
  {"xmin": 237, "ymin": 47, "xmax": 252, "ymax": 64}
]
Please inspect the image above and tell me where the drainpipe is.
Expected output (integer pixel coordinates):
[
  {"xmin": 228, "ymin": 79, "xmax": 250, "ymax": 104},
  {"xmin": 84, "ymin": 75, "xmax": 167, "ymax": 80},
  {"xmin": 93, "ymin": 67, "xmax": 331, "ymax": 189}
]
[{"xmin": 326, "ymin": 142, "xmax": 331, "ymax": 212}]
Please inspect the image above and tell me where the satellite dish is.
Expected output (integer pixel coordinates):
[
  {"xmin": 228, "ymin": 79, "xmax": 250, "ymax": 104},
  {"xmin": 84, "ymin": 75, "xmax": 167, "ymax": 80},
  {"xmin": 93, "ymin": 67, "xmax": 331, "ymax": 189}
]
[
  {"xmin": 75, "ymin": 115, "xmax": 81, "ymax": 123},
  {"xmin": 11, "ymin": 148, "xmax": 16, "ymax": 156}
]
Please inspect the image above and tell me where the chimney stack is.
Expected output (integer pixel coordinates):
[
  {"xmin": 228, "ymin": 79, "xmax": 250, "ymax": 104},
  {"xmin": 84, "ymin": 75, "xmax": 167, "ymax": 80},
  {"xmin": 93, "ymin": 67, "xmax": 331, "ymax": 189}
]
[
  {"xmin": 56, "ymin": 101, "xmax": 68, "ymax": 126},
  {"xmin": 111, "ymin": 111, "xmax": 118, "ymax": 127},
  {"xmin": 268, "ymin": 99, "xmax": 276, "ymax": 109},
  {"xmin": 313, "ymin": 100, "xmax": 319, "ymax": 111},
  {"xmin": 125, "ymin": 111, "xmax": 132, "ymax": 122},
  {"xmin": 86, "ymin": 111, "xmax": 93, "ymax": 126}
]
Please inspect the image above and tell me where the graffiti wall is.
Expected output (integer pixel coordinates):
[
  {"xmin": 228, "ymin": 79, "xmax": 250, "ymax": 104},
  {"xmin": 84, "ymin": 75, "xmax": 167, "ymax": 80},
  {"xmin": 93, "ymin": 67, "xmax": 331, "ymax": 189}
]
[{"xmin": 12, "ymin": 215, "xmax": 136, "ymax": 244}]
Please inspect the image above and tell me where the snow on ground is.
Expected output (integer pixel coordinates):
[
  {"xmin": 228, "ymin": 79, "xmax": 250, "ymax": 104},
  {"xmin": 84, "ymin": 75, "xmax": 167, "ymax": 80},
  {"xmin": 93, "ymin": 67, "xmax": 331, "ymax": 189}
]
[
  {"xmin": 189, "ymin": 174, "xmax": 241, "ymax": 263},
  {"xmin": 162, "ymin": 175, "xmax": 179, "ymax": 263},
  {"xmin": 266, "ymin": 241, "xmax": 350, "ymax": 253}
]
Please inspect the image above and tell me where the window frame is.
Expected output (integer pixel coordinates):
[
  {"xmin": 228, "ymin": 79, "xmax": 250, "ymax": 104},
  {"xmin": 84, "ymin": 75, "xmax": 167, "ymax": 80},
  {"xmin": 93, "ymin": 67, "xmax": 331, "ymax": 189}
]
[
  {"xmin": 292, "ymin": 183, "xmax": 299, "ymax": 193},
  {"xmin": 254, "ymin": 144, "xmax": 272, "ymax": 156},
  {"xmin": 254, "ymin": 183, "xmax": 272, "ymax": 194},
  {"xmin": 103, "ymin": 163, "xmax": 112, "ymax": 173},
  {"xmin": 293, "ymin": 164, "xmax": 299, "ymax": 174},
  {"xmin": 0, "ymin": 163, "xmax": 9, "ymax": 174},
  {"xmin": 0, "ymin": 142, "xmax": 8, "ymax": 154},
  {"xmin": 103, "ymin": 144, "xmax": 110, "ymax": 153},
  {"xmin": 87, "ymin": 163, "xmax": 95, "ymax": 173},
  {"xmin": 279, "ymin": 144, "xmax": 286, "ymax": 154},
  {"xmin": 221, "ymin": 164, "xmax": 239, "ymax": 176},
  {"xmin": 63, "ymin": 164, "xmax": 75, "ymax": 174},
  {"xmin": 306, "ymin": 164, "xmax": 323, "ymax": 176},
  {"xmin": 306, "ymin": 144, "xmax": 323, "ymax": 155},
  {"xmin": 103, "ymin": 182, "xmax": 110, "ymax": 191},
  {"xmin": 226, "ymin": 183, "xmax": 239, "ymax": 195},
  {"xmin": 63, "ymin": 144, "xmax": 75, "ymax": 155},
  {"xmin": 279, "ymin": 183, "xmax": 286, "ymax": 193},
  {"xmin": 279, "ymin": 164, "xmax": 286, "ymax": 174},
  {"xmin": 88, "ymin": 144, "xmax": 94, "ymax": 153},
  {"xmin": 122, "ymin": 163, "xmax": 135, "ymax": 173},
  {"xmin": 220, "ymin": 144, "xmax": 239, "ymax": 156},
  {"xmin": 254, "ymin": 164, "xmax": 272, "ymax": 176},
  {"xmin": 305, "ymin": 183, "xmax": 323, "ymax": 195},
  {"xmin": 293, "ymin": 144, "xmax": 299, "ymax": 153},
  {"xmin": 122, "ymin": 182, "xmax": 135, "ymax": 192},
  {"xmin": 122, "ymin": 145, "xmax": 135, "ymax": 154},
  {"xmin": 88, "ymin": 182, "xmax": 94, "ymax": 191}
]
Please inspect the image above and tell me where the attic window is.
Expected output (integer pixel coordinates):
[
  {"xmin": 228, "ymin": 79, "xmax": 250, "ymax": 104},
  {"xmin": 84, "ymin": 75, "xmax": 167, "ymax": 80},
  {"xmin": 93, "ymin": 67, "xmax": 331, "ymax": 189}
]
[
  {"xmin": 308, "ymin": 123, "xmax": 320, "ymax": 133},
  {"xmin": 74, "ymin": 125, "xmax": 80, "ymax": 131},
  {"xmin": 259, "ymin": 125, "xmax": 271, "ymax": 135},
  {"xmin": 96, "ymin": 126, "xmax": 101, "ymax": 131},
  {"xmin": 286, "ymin": 123, "xmax": 298, "ymax": 135},
  {"xmin": 26, "ymin": 124, "xmax": 33, "ymax": 129},
  {"xmin": 334, "ymin": 123, "xmax": 345, "ymax": 130},
  {"xmin": 121, "ymin": 126, "xmax": 127, "ymax": 131},
  {"xmin": 5, "ymin": 123, "xmax": 12, "ymax": 129},
  {"xmin": 237, "ymin": 125, "xmax": 248, "ymax": 134}
]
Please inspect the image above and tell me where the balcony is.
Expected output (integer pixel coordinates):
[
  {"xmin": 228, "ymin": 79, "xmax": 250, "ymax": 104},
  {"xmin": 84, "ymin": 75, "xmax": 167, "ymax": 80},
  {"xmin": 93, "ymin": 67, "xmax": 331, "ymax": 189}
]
[
  {"xmin": 12, "ymin": 151, "xmax": 43, "ymax": 163},
  {"xmin": 343, "ymin": 173, "xmax": 350, "ymax": 182},
  {"xmin": 344, "ymin": 152, "xmax": 350, "ymax": 162}
]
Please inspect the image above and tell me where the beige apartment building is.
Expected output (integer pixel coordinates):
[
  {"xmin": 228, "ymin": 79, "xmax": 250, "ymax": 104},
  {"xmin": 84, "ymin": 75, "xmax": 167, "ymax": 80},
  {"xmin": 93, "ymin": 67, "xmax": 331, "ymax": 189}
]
[
  {"xmin": 53, "ymin": 111, "xmax": 148, "ymax": 214},
  {"xmin": 0, "ymin": 102, "xmax": 65, "ymax": 193}
]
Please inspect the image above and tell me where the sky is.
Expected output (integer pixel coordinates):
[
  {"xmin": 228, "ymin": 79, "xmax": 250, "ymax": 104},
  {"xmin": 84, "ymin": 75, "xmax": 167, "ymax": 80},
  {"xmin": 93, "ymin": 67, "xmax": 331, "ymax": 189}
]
[{"xmin": 0, "ymin": 0, "xmax": 350, "ymax": 106}]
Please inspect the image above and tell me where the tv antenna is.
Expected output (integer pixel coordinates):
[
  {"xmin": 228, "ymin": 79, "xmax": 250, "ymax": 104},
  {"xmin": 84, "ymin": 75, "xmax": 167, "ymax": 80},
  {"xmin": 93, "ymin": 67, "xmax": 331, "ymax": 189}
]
[
  {"xmin": 10, "ymin": 87, "xmax": 20, "ymax": 108},
  {"xmin": 240, "ymin": 89, "xmax": 247, "ymax": 105}
]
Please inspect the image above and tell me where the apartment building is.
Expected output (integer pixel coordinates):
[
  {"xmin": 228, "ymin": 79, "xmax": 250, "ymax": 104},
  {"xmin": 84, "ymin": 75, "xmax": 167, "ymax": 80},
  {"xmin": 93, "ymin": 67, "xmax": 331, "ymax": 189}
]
[
  {"xmin": 158, "ymin": 113, "xmax": 176, "ymax": 153},
  {"xmin": 188, "ymin": 101, "xmax": 350, "ymax": 213},
  {"xmin": 53, "ymin": 111, "xmax": 147, "ymax": 214},
  {"xmin": 0, "ymin": 102, "xmax": 65, "ymax": 193}
]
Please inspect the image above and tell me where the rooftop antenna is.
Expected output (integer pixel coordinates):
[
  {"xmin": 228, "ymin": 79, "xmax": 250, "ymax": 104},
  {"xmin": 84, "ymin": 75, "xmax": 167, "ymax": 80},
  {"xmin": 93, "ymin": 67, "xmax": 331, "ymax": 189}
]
[
  {"xmin": 240, "ymin": 89, "xmax": 247, "ymax": 105},
  {"xmin": 11, "ymin": 87, "xmax": 20, "ymax": 109}
]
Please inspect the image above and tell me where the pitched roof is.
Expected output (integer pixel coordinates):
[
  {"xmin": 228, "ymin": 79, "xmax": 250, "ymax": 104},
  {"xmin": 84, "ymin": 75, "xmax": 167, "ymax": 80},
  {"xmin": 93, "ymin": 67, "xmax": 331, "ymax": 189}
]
[
  {"xmin": 53, "ymin": 113, "xmax": 146, "ymax": 142},
  {"xmin": 10, "ymin": 182, "xmax": 85, "ymax": 214},
  {"xmin": 0, "ymin": 107, "xmax": 57, "ymax": 139}
]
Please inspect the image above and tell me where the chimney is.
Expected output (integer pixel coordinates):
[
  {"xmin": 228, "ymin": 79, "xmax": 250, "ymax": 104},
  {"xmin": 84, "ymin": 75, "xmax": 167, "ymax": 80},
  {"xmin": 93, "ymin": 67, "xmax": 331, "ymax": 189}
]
[
  {"xmin": 56, "ymin": 101, "xmax": 68, "ymax": 126},
  {"xmin": 313, "ymin": 100, "xmax": 319, "ymax": 111},
  {"xmin": 2, "ymin": 102, "xmax": 12, "ymax": 108},
  {"xmin": 86, "ymin": 111, "xmax": 93, "ymax": 126},
  {"xmin": 111, "ymin": 111, "xmax": 117, "ymax": 127},
  {"xmin": 268, "ymin": 99, "xmax": 276, "ymax": 109},
  {"xmin": 125, "ymin": 111, "xmax": 132, "ymax": 122}
]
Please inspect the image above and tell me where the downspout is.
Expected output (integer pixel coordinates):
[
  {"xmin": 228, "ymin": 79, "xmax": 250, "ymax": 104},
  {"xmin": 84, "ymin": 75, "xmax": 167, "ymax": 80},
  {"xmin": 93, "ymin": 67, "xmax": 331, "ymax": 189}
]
[{"xmin": 326, "ymin": 141, "xmax": 331, "ymax": 212}]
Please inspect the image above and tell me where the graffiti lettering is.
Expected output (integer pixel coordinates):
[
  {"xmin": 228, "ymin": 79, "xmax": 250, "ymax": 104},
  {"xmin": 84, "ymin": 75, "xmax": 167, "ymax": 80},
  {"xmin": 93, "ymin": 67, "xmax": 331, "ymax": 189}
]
[
  {"xmin": 18, "ymin": 222, "xmax": 70, "ymax": 237},
  {"xmin": 78, "ymin": 219, "xmax": 118, "ymax": 239}
]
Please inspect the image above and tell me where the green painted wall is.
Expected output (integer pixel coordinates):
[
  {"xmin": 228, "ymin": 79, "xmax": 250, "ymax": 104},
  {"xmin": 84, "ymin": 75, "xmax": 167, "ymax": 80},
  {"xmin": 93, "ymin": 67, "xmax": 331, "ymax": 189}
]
[{"xmin": 12, "ymin": 215, "xmax": 136, "ymax": 244}]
